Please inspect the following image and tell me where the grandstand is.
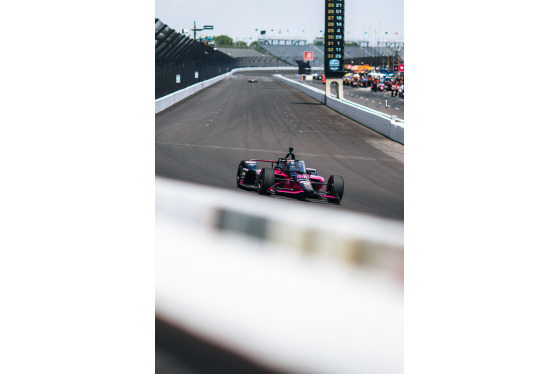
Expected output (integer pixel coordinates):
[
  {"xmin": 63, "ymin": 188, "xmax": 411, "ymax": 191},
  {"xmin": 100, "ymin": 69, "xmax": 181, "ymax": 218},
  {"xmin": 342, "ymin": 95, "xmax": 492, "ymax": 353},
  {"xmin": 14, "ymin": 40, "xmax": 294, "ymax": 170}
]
[
  {"xmin": 198, "ymin": 43, "xmax": 404, "ymax": 69},
  {"xmin": 202, "ymin": 41, "xmax": 405, "ymax": 69},
  {"xmin": 342, "ymin": 45, "xmax": 404, "ymax": 69},
  {"xmin": 259, "ymin": 44, "xmax": 325, "ymax": 67},
  {"xmin": 217, "ymin": 48, "xmax": 292, "ymax": 68},
  {"xmin": 257, "ymin": 41, "xmax": 404, "ymax": 68}
]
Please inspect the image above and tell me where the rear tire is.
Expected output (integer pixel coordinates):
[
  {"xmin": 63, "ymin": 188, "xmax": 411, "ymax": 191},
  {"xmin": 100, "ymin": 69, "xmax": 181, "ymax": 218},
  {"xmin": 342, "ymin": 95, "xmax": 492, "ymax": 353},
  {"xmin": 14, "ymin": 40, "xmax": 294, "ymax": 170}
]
[
  {"xmin": 258, "ymin": 168, "xmax": 275, "ymax": 195},
  {"xmin": 327, "ymin": 175, "xmax": 344, "ymax": 203}
]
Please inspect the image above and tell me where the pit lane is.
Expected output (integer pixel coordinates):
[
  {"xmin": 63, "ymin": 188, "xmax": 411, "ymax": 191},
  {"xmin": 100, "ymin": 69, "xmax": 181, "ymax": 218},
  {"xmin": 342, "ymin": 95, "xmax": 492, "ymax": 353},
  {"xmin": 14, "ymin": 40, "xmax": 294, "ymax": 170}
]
[
  {"xmin": 155, "ymin": 70, "xmax": 403, "ymax": 220},
  {"xmin": 297, "ymin": 76, "xmax": 405, "ymax": 120}
]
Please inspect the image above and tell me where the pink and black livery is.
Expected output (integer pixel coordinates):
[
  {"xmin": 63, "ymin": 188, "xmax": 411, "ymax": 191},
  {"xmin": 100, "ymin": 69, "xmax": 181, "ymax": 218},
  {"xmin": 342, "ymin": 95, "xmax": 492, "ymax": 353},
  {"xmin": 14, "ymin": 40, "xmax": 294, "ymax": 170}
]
[{"xmin": 236, "ymin": 148, "xmax": 344, "ymax": 204}]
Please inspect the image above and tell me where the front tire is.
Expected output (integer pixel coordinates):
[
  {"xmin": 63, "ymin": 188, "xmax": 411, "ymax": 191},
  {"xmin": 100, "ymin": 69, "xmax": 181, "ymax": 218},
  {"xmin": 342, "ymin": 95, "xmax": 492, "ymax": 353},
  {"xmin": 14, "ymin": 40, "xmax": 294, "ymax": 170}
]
[
  {"xmin": 258, "ymin": 168, "xmax": 275, "ymax": 195},
  {"xmin": 327, "ymin": 175, "xmax": 344, "ymax": 203},
  {"xmin": 236, "ymin": 162, "xmax": 243, "ymax": 188}
]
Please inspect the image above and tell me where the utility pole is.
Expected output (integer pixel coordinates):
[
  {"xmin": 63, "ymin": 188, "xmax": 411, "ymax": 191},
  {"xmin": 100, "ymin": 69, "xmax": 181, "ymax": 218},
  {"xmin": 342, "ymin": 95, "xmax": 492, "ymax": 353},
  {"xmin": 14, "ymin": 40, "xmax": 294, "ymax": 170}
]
[
  {"xmin": 192, "ymin": 21, "xmax": 203, "ymax": 40},
  {"xmin": 392, "ymin": 46, "xmax": 395, "ymax": 71},
  {"xmin": 191, "ymin": 21, "xmax": 213, "ymax": 41}
]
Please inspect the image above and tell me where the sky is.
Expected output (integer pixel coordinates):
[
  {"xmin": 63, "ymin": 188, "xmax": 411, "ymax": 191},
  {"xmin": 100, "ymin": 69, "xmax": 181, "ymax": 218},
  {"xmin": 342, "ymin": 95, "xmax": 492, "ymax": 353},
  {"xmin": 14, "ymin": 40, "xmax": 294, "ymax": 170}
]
[{"xmin": 155, "ymin": 0, "xmax": 404, "ymax": 45}]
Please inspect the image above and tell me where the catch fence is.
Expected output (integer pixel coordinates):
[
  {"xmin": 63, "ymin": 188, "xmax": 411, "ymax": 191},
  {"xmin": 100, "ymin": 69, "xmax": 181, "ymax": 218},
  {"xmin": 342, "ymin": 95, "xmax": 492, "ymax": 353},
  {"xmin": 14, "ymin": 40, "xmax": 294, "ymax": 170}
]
[{"xmin": 156, "ymin": 19, "xmax": 235, "ymax": 99}]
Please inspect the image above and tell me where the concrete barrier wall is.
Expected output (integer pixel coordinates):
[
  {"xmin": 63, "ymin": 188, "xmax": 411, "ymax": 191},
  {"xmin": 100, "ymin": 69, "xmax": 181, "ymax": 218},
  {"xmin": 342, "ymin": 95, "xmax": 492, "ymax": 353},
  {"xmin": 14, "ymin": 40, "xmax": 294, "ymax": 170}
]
[
  {"xmin": 326, "ymin": 95, "xmax": 405, "ymax": 144},
  {"xmin": 232, "ymin": 67, "xmax": 298, "ymax": 72},
  {"xmin": 276, "ymin": 74, "xmax": 326, "ymax": 103},
  {"xmin": 274, "ymin": 74, "xmax": 404, "ymax": 145},
  {"xmin": 155, "ymin": 72, "xmax": 233, "ymax": 114}
]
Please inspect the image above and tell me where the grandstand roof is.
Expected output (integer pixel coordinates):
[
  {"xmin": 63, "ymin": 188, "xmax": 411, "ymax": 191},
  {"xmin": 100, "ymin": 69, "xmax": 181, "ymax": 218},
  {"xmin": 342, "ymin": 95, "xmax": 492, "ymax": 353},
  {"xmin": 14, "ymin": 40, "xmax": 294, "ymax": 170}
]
[{"xmin": 156, "ymin": 18, "xmax": 195, "ymax": 59}]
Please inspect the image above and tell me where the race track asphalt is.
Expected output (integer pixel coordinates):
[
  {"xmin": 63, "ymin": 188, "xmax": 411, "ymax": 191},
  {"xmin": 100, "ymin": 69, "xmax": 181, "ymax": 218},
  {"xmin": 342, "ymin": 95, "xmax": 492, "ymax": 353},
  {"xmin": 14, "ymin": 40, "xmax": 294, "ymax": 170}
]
[{"xmin": 155, "ymin": 70, "xmax": 404, "ymax": 221}]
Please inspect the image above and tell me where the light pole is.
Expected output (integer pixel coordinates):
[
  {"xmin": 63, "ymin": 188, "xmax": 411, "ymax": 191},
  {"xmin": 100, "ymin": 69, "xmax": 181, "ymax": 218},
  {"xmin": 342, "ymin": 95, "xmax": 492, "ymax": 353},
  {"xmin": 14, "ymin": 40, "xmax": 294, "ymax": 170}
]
[
  {"xmin": 385, "ymin": 41, "xmax": 388, "ymax": 68},
  {"xmin": 395, "ymin": 45, "xmax": 400, "ymax": 77}
]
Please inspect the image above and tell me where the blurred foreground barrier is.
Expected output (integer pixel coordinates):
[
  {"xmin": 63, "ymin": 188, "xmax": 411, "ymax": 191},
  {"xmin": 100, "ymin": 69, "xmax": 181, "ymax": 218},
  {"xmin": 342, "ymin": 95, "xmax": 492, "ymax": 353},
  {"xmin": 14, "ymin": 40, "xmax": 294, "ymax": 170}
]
[
  {"xmin": 274, "ymin": 74, "xmax": 404, "ymax": 145},
  {"xmin": 156, "ymin": 176, "xmax": 403, "ymax": 374}
]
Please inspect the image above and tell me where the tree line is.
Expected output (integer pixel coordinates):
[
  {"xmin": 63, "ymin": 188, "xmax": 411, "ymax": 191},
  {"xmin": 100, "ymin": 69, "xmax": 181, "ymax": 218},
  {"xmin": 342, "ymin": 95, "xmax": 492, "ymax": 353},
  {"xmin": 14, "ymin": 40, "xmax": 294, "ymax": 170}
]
[{"xmin": 213, "ymin": 35, "xmax": 259, "ymax": 49}]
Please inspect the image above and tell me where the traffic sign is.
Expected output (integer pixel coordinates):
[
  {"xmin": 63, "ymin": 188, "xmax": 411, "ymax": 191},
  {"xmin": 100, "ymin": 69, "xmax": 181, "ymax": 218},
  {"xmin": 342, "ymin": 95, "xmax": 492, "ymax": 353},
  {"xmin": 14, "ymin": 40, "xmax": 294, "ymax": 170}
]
[{"xmin": 399, "ymin": 64, "xmax": 404, "ymax": 72}]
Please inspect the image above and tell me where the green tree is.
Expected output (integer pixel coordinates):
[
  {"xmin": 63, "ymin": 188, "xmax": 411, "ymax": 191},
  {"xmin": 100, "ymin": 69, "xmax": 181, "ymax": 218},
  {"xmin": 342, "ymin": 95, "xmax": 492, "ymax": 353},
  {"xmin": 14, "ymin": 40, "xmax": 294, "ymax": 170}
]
[{"xmin": 214, "ymin": 35, "xmax": 233, "ymax": 47}]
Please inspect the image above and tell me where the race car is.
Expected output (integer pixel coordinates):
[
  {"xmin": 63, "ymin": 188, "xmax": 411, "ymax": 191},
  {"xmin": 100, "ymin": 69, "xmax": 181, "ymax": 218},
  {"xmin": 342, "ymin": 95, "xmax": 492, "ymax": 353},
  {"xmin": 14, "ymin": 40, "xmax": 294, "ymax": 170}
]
[
  {"xmin": 235, "ymin": 153, "xmax": 344, "ymax": 203},
  {"xmin": 248, "ymin": 78, "xmax": 258, "ymax": 83}
]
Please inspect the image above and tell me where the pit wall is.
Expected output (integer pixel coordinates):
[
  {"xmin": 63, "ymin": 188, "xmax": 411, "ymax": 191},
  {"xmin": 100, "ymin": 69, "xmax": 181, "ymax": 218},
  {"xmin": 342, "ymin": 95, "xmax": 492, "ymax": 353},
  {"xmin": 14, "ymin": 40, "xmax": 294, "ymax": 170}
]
[{"xmin": 274, "ymin": 74, "xmax": 404, "ymax": 145}]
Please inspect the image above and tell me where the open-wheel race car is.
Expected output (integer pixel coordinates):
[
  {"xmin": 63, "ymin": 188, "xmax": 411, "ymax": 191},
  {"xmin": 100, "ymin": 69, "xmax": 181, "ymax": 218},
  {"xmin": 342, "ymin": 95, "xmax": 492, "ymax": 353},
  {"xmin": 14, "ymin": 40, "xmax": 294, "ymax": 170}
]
[
  {"xmin": 248, "ymin": 78, "xmax": 258, "ymax": 83},
  {"xmin": 236, "ymin": 148, "xmax": 344, "ymax": 203}
]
